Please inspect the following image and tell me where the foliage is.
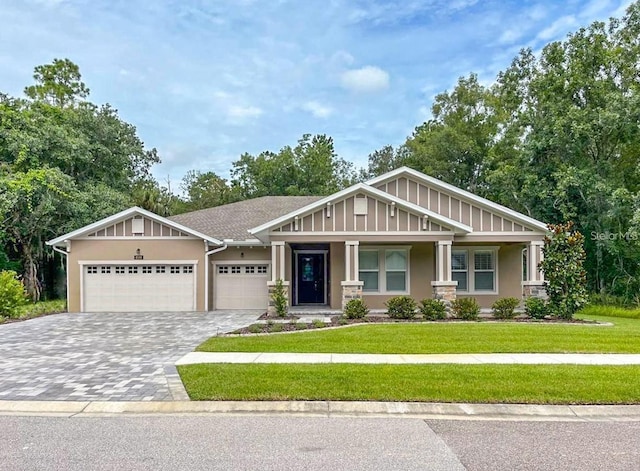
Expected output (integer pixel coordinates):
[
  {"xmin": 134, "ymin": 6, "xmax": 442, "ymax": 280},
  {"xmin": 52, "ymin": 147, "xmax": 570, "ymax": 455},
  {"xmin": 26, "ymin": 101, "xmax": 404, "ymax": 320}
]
[
  {"xmin": 578, "ymin": 304, "xmax": 640, "ymax": 320},
  {"xmin": 385, "ymin": 295, "xmax": 417, "ymax": 319},
  {"xmin": 491, "ymin": 297, "xmax": 521, "ymax": 319},
  {"xmin": 0, "ymin": 270, "xmax": 28, "ymax": 318},
  {"xmin": 343, "ymin": 298, "xmax": 369, "ymax": 319},
  {"xmin": 525, "ymin": 297, "xmax": 549, "ymax": 320},
  {"xmin": 24, "ymin": 58, "xmax": 90, "ymax": 108},
  {"xmin": 450, "ymin": 297, "xmax": 480, "ymax": 320},
  {"xmin": 540, "ymin": 222, "xmax": 589, "ymax": 319},
  {"xmin": 419, "ymin": 298, "xmax": 447, "ymax": 320},
  {"xmin": 270, "ymin": 279, "xmax": 288, "ymax": 318},
  {"xmin": 312, "ymin": 319, "xmax": 326, "ymax": 328},
  {"xmin": 180, "ymin": 170, "xmax": 240, "ymax": 211},
  {"xmin": 231, "ymin": 134, "xmax": 356, "ymax": 198}
]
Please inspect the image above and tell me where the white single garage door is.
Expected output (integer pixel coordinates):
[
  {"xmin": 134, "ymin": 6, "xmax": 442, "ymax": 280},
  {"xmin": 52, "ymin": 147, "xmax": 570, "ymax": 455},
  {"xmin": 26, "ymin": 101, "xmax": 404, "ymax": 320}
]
[
  {"xmin": 83, "ymin": 264, "xmax": 195, "ymax": 312},
  {"xmin": 215, "ymin": 264, "xmax": 269, "ymax": 309}
]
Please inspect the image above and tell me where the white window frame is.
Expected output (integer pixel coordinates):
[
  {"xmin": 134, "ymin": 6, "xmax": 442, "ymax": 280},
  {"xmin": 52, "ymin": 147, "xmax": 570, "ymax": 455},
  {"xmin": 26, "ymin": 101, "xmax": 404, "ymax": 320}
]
[
  {"xmin": 358, "ymin": 246, "xmax": 411, "ymax": 295},
  {"xmin": 451, "ymin": 247, "xmax": 499, "ymax": 294},
  {"xmin": 451, "ymin": 251, "xmax": 469, "ymax": 292}
]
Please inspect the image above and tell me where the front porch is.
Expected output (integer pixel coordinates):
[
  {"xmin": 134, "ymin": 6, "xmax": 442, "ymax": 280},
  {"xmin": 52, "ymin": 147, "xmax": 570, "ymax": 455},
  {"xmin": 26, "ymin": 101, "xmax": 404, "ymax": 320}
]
[{"xmin": 266, "ymin": 239, "xmax": 547, "ymax": 315}]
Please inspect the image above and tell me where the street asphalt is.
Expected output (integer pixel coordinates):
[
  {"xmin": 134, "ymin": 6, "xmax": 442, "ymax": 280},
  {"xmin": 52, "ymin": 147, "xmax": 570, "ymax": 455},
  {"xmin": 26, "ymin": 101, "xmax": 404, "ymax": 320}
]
[{"xmin": 2, "ymin": 415, "xmax": 639, "ymax": 471}]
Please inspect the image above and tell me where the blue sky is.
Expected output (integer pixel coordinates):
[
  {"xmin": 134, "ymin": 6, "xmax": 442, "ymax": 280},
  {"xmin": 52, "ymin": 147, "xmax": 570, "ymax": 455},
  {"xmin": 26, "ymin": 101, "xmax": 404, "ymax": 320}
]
[{"xmin": 0, "ymin": 0, "xmax": 633, "ymax": 187}]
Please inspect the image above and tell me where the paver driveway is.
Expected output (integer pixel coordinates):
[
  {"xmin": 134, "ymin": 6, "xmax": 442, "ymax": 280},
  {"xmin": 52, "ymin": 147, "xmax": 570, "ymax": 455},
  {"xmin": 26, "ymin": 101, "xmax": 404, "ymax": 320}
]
[{"xmin": 0, "ymin": 311, "xmax": 259, "ymax": 401}]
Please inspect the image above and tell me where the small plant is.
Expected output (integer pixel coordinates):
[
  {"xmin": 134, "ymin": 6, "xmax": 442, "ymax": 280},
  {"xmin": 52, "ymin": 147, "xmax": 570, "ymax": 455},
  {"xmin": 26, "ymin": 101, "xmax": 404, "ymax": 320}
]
[
  {"xmin": 525, "ymin": 297, "xmax": 548, "ymax": 319},
  {"xmin": 0, "ymin": 270, "xmax": 28, "ymax": 319},
  {"xmin": 450, "ymin": 297, "xmax": 480, "ymax": 320},
  {"xmin": 338, "ymin": 318, "xmax": 349, "ymax": 325},
  {"xmin": 270, "ymin": 278, "xmax": 288, "ymax": 318},
  {"xmin": 420, "ymin": 298, "xmax": 447, "ymax": 321},
  {"xmin": 248, "ymin": 324, "xmax": 263, "ymax": 334},
  {"xmin": 311, "ymin": 319, "xmax": 326, "ymax": 329},
  {"xmin": 385, "ymin": 295, "xmax": 417, "ymax": 319},
  {"xmin": 269, "ymin": 323, "xmax": 283, "ymax": 333},
  {"xmin": 295, "ymin": 322, "xmax": 308, "ymax": 330},
  {"xmin": 491, "ymin": 297, "xmax": 520, "ymax": 319},
  {"xmin": 344, "ymin": 298, "xmax": 369, "ymax": 319}
]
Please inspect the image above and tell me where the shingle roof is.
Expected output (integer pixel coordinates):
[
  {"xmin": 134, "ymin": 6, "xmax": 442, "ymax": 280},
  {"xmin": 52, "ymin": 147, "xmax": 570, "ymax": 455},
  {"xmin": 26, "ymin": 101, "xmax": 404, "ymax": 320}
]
[{"xmin": 168, "ymin": 196, "xmax": 322, "ymax": 241}]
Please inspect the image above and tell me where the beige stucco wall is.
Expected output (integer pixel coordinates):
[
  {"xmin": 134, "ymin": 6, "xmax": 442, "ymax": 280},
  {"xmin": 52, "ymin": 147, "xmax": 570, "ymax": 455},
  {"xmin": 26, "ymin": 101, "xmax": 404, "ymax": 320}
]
[
  {"xmin": 359, "ymin": 242, "xmax": 435, "ymax": 310},
  {"xmin": 208, "ymin": 246, "xmax": 271, "ymax": 310},
  {"xmin": 455, "ymin": 243, "xmax": 524, "ymax": 308},
  {"xmin": 67, "ymin": 239, "xmax": 206, "ymax": 312}
]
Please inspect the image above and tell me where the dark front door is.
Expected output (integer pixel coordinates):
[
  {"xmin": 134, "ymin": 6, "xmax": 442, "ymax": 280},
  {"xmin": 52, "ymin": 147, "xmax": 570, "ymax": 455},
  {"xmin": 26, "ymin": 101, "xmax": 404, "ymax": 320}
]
[{"xmin": 297, "ymin": 253, "xmax": 325, "ymax": 304}]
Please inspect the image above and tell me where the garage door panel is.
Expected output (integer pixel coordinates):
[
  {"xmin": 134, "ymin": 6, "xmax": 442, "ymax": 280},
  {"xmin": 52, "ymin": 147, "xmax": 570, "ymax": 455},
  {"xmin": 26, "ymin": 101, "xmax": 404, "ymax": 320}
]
[
  {"xmin": 83, "ymin": 264, "xmax": 195, "ymax": 312},
  {"xmin": 215, "ymin": 264, "xmax": 269, "ymax": 310}
]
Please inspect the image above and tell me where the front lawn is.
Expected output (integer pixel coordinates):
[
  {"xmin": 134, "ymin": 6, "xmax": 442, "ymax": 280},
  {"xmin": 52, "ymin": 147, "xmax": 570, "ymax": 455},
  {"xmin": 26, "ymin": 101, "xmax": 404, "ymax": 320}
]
[
  {"xmin": 178, "ymin": 363, "xmax": 640, "ymax": 404},
  {"xmin": 197, "ymin": 315, "xmax": 640, "ymax": 354}
]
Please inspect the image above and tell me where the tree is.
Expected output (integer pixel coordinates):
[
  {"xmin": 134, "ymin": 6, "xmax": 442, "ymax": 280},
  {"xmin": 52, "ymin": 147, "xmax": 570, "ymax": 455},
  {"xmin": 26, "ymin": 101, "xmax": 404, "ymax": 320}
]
[
  {"xmin": 24, "ymin": 58, "xmax": 90, "ymax": 108},
  {"xmin": 231, "ymin": 134, "xmax": 355, "ymax": 198},
  {"xmin": 403, "ymin": 74, "xmax": 497, "ymax": 193},
  {"xmin": 540, "ymin": 222, "xmax": 588, "ymax": 319},
  {"xmin": 180, "ymin": 170, "xmax": 238, "ymax": 211}
]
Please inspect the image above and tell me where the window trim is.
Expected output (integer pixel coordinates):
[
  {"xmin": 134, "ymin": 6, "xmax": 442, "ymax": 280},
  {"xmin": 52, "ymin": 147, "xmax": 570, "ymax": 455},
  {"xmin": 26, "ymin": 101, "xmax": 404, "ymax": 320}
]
[
  {"xmin": 451, "ymin": 246, "xmax": 499, "ymax": 294},
  {"xmin": 358, "ymin": 246, "xmax": 411, "ymax": 295}
]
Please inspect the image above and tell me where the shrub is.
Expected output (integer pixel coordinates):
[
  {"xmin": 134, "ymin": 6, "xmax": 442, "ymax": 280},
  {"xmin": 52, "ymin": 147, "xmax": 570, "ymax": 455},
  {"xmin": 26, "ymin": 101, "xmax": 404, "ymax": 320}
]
[
  {"xmin": 248, "ymin": 324, "xmax": 263, "ymax": 334},
  {"xmin": 491, "ymin": 297, "xmax": 521, "ymax": 319},
  {"xmin": 540, "ymin": 222, "xmax": 588, "ymax": 319},
  {"xmin": 450, "ymin": 297, "xmax": 480, "ymax": 320},
  {"xmin": 269, "ymin": 322, "xmax": 284, "ymax": 333},
  {"xmin": 270, "ymin": 278, "xmax": 288, "ymax": 318},
  {"xmin": 420, "ymin": 298, "xmax": 447, "ymax": 320},
  {"xmin": 525, "ymin": 297, "xmax": 548, "ymax": 319},
  {"xmin": 295, "ymin": 322, "xmax": 308, "ymax": 330},
  {"xmin": 344, "ymin": 298, "xmax": 369, "ymax": 319},
  {"xmin": 385, "ymin": 295, "xmax": 417, "ymax": 319},
  {"xmin": 311, "ymin": 319, "xmax": 326, "ymax": 328},
  {"xmin": 0, "ymin": 270, "xmax": 27, "ymax": 318}
]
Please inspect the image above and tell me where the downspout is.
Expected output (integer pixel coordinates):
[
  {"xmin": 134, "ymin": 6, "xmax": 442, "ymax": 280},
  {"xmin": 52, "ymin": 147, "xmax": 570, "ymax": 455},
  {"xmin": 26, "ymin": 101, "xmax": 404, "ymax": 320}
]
[
  {"xmin": 52, "ymin": 244, "xmax": 69, "ymax": 311},
  {"xmin": 204, "ymin": 243, "xmax": 228, "ymax": 311}
]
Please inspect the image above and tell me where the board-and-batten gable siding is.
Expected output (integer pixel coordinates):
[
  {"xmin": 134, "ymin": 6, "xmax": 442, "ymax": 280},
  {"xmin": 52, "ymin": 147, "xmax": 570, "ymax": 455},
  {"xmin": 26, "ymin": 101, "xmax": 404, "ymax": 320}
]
[
  {"xmin": 86, "ymin": 216, "xmax": 192, "ymax": 238},
  {"xmin": 376, "ymin": 177, "xmax": 533, "ymax": 233},
  {"xmin": 271, "ymin": 194, "xmax": 451, "ymax": 233}
]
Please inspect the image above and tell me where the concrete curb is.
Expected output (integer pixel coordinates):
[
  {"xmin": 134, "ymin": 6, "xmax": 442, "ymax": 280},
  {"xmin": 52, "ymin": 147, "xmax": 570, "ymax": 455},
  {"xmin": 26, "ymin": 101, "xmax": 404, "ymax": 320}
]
[{"xmin": 2, "ymin": 400, "xmax": 640, "ymax": 421}]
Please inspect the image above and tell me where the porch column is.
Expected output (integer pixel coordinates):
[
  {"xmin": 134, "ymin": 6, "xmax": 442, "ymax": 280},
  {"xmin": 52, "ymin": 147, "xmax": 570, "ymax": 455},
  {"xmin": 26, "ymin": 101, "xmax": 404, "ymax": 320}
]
[
  {"xmin": 341, "ymin": 240, "xmax": 364, "ymax": 310},
  {"xmin": 522, "ymin": 240, "xmax": 547, "ymax": 299},
  {"xmin": 267, "ymin": 241, "xmax": 289, "ymax": 315},
  {"xmin": 431, "ymin": 240, "xmax": 457, "ymax": 307}
]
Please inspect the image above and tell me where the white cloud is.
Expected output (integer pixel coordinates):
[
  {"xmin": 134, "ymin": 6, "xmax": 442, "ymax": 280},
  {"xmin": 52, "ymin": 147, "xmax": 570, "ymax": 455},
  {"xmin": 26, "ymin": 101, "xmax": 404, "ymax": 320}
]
[
  {"xmin": 227, "ymin": 105, "xmax": 263, "ymax": 119},
  {"xmin": 341, "ymin": 66, "xmax": 390, "ymax": 93},
  {"xmin": 301, "ymin": 100, "xmax": 333, "ymax": 118},
  {"xmin": 537, "ymin": 15, "xmax": 578, "ymax": 41},
  {"xmin": 499, "ymin": 28, "xmax": 524, "ymax": 44}
]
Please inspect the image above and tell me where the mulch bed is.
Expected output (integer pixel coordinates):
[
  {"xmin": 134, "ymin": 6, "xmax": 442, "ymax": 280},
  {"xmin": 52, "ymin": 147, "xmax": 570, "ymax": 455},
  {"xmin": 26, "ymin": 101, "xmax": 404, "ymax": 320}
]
[{"xmin": 231, "ymin": 314, "xmax": 597, "ymax": 335}]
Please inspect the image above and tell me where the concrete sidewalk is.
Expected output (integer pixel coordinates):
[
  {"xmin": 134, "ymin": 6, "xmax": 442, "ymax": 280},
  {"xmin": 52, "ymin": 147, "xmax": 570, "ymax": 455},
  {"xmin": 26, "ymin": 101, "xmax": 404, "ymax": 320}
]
[{"xmin": 176, "ymin": 352, "xmax": 640, "ymax": 365}]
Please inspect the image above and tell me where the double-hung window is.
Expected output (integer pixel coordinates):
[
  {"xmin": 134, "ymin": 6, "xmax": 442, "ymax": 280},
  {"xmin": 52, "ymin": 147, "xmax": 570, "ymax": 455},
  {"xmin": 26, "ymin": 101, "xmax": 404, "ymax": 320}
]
[
  {"xmin": 451, "ymin": 248, "xmax": 497, "ymax": 293},
  {"xmin": 359, "ymin": 250, "xmax": 379, "ymax": 292},
  {"xmin": 358, "ymin": 247, "xmax": 409, "ymax": 293}
]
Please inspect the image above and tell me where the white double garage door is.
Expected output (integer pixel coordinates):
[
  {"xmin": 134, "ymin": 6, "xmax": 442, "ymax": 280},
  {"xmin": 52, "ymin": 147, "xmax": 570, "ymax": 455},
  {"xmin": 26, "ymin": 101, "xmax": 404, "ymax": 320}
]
[{"xmin": 82, "ymin": 262, "xmax": 269, "ymax": 312}]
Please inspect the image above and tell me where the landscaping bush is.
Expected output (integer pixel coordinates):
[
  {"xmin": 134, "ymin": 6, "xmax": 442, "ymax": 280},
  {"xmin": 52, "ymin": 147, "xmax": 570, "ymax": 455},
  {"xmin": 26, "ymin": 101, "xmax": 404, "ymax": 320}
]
[
  {"xmin": 450, "ymin": 297, "xmax": 480, "ymax": 320},
  {"xmin": 344, "ymin": 298, "xmax": 369, "ymax": 319},
  {"xmin": 491, "ymin": 297, "xmax": 521, "ymax": 319},
  {"xmin": 540, "ymin": 222, "xmax": 588, "ymax": 319},
  {"xmin": 420, "ymin": 298, "xmax": 447, "ymax": 320},
  {"xmin": 525, "ymin": 297, "xmax": 548, "ymax": 319},
  {"xmin": 270, "ymin": 278, "xmax": 288, "ymax": 318},
  {"xmin": 0, "ymin": 270, "xmax": 27, "ymax": 318},
  {"xmin": 385, "ymin": 295, "xmax": 417, "ymax": 319}
]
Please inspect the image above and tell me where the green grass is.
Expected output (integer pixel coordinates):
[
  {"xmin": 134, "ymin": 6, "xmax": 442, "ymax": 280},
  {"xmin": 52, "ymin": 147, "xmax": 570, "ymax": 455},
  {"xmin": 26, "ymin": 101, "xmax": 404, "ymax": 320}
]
[
  {"xmin": 579, "ymin": 304, "xmax": 640, "ymax": 319},
  {"xmin": 197, "ymin": 315, "xmax": 640, "ymax": 354},
  {"xmin": 178, "ymin": 363, "xmax": 640, "ymax": 404},
  {"xmin": 1, "ymin": 300, "xmax": 66, "ymax": 323}
]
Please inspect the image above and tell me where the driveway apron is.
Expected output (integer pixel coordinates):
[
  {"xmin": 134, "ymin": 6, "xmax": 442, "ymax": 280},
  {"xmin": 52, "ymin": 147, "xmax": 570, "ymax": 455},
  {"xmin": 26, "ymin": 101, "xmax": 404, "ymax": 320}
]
[{"xmin": 0, "ymin": 311, "xmax": 259, "ymax": 401}]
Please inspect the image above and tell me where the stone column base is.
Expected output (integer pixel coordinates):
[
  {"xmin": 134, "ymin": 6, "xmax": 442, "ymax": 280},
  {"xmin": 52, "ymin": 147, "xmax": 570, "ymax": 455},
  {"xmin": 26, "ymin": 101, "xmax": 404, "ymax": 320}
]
[
  {"xmin": 522, "ymin": 282, "xmax": 547, "ymax": 299},
  {"xmin": 341, "ymin": 281, "xmax": 364, "ymax": 310},
  {"xmin": 267, "ymin": 281, "xmax": 290, "ymax": 317},
  {"xmin": 431, "ymin": 281, "xmax": 458, "ymax": 315}
]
